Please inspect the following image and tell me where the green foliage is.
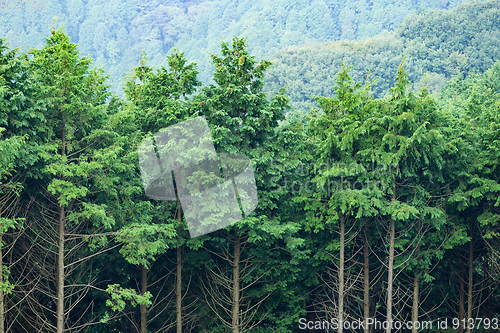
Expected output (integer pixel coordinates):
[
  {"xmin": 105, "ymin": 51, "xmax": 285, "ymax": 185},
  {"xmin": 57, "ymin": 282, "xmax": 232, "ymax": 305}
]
[
  {"xmin": 0, "ymin": 217, "xmax": 23, "ymax": 234},
  {"xmin": 197, "ymin": 36, "xmax": 286, "ymax": 151},
  {"xmin": 0, "ymin": 0, "xmax": 478, "ymax": 97},
  {"xmin": 117, "ymin": 223, "xmax": 176, "ymax": 268},
  {"xmin": 105, "ymin": 284, "xmax": 152, "ymax": 312},
  {"xmin": 124, "ymin": 49, "xmax": 201, "ymax": 133},
  {"xmin": 0, "ymin": 37, "xmax": 46, "ymax": 174},
  {"xmin": 1, "ymin": 9, "xmax": 500, "ymax": 331},
  {"xmin": 28, "ymin": 27, "xmax": 129, "ymax": 211},
  {"xmin": 264, "ymin": 0, "xmax": 500, "ymax": 111},
  {"xmin": 0, "ymin": 266, "xmax": 13, "ymax": 295},
  {"xmin": 306, "ymin": 62, "xmax": 379, "ymax": 221}
]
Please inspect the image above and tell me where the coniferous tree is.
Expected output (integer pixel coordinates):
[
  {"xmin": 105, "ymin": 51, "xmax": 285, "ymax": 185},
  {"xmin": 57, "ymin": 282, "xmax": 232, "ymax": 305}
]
[
  {"xmin": 0, "ymin": 37, "xmax": 46, "ymax": 333},
  {"xmin": 24, "ymin": 28, "xmax": 131, "ymax": 333},
  {"xmin": 111, "ymin": 49, "xmax": 203, "ymax": 333},
  {"xmin": 195, "ymin": 36, "xmax": 300, "ymax": 333}
]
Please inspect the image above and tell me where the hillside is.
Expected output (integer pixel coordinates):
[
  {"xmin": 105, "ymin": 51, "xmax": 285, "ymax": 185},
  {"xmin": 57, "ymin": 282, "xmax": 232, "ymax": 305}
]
[
  {"xmin": 264, "ymin": 0, "xmax": 500, "ymax": 111},
  {"xmin": 0, "ymin": 0, "xmax": 476, "ymax": 95}
]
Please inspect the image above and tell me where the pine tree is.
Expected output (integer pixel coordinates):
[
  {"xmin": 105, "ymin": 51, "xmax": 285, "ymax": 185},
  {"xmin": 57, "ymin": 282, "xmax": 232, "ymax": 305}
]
[
  {"xmin": 112, "ymin": 49, "xmax": 202, "ymax": 333},
  {"xmin": 0, "ymin": 37, "xmax": 45, "ymax": 333},
  {"xmin": 194, "ymin": 36, "xmax": 299, "ymax": 333},
  {"xmin": 24, "ymin": 28, "xmax": 130, "ymax": 332},
  {"xmin": 304, "ymin": 63, "xmax": 379, "ymax": 332}
]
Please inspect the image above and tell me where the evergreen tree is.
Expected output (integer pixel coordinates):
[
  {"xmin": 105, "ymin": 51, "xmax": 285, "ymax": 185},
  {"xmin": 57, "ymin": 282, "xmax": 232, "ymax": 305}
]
[
  {"xmin": 194, "ymin": 36, "xmax": 301, "ymax": 333},
  {"xmin": 24, "ymin": 28, "xmax": 131, "ymax": 333},
  {"xmin": 110, "ymin": 49, "xmax": 203, "ymax": 333},
  {"xmin": 303, "ymin": 63, "xmax": 379, "ymax": 332},
  {"xmin": 0, "ymin": 37, "xmax": 45, "ymax": 333}
]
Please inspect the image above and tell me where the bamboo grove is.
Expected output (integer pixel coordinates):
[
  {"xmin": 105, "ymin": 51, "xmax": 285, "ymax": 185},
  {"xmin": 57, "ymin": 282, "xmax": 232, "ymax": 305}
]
[{"xmin": 1, "ymin": 28, "xmax": 500, "ymax": 333}]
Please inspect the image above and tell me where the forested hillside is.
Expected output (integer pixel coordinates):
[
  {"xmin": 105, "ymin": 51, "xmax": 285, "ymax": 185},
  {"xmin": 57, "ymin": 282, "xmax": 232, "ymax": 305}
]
[
  {"xmin": 0, "ymin": 0, "xmax": 477, "ymax": 94},
  {"xmin": 2, "ymin": 0, "xmax": 500, "ymax": 332},
  {"xmin": 264, "ymin": 0, "xmax": 500, "ymax": 111}
]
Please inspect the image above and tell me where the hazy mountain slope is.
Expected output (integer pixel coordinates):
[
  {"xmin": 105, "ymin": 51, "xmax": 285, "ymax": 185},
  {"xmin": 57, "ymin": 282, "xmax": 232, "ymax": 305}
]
[
  {"xmin": 0, "ymin": 0, "xmax": 473, "ymax": 95},
  {"xmin": 176, "ymin": 0, "xmax": 470, "ymax": 82},
  {"xmin": 0, "ymin": 0, "xmax": 214, "ymax": 93},
  {"xmin": 263, "ymin": 0, "xmax": 500, "ymax": 111}
]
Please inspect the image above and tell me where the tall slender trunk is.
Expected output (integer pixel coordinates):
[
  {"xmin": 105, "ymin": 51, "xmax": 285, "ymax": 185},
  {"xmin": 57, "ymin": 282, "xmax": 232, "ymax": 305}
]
[
  {"xmin": 57, "ymin": 124, "xmax": 66, "ymax": 333},
  {"xmin": 0, "ymin": 233, "xmax": 4, "ymax": 333},
  {"xmin": 488, "ymin": 254, "xmax": 492, "ymax": 333},
  {"xmin": 412, "ymin": 216, "xmax": 421, "ymax": 333},
  {"xmin": 466, "ymin": 220, "xmax": 474, "ymax": 333},
  {"xmin": 57, "ymin": 206, "xmax": 65, "ymax": 333},
  {"xmin": 141, "ymin": 265, "xmax": 148, "ymax": 333},
  {"xmin": 363, "ymin": 219, "xmax": 370, "ymax": 333},
  {"xmin": 232, "ymin": 230, "xmax": 241, "ymax": 333},
  {"xmin": 459, "ymin": 254, "xmax": 465, "ymax": 333},
  {"xmin": 338, "ymin": 214, "xmax": 345, "ymax": 333},
  {"xmin": 386, "ymin": 186, "xmax": 396, "ymax": 333},
  {"xmin": 176, "ymin": 203, "xmax": 182, "ymax": 333},
  {"xmin": 386, "ymin": 217, "xmax": 395, "ymax": 333},
  {"xmin": 176, "ymin": 247, "xmax": 182, "ymax": 333},
  {"xmin": 412, "ymin": 276, "xmax": 420, "ymax": 333}
]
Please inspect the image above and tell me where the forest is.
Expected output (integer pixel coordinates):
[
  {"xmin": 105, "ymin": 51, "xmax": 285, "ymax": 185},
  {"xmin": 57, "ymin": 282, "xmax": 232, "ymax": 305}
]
[
  {"xmin": 0, "ymin": 0, "xmax": 482, "ymax": 94},
  {"xmin": 1, "ymin": 0, "xmax": 500, "ymax": 333},
  {"xmin": 264, "ymin": 0, "xmax": 500, "ymax": 111}
]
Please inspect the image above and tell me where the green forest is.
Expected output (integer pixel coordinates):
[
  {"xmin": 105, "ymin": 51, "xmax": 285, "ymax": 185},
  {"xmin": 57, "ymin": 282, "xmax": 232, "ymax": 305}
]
[
  {"xmin": 1, "ymin": 0, "xmax": 500, "ymax": 332},
  {"xmin": 264, "ymin": 0, "xmax": 500, "ymax": 111},
  {"xmin": 0, "ymin": 0, "xmax": 484, "ymax": 94}
]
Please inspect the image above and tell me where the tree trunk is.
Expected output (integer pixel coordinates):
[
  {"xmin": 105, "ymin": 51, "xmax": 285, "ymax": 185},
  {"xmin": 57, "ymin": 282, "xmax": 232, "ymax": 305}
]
[
  {"xmin": 232, "ymin": 230, "xmax": 241, "ymax": 333},
  {"xmin": 466, "ymin": 221, "xmax": 474, "ymax": 333},
  {"xmin": 141, "ymin": 265, "xmax": 148, "ymax": 333},
  {"xmin": 338, "ymin": 214, "xmax": 345, "ymax": 333},
  {"xmin": 412, "ymin": 275, "xmax": 420, "ymax": 333},
  {"xmin": 176, "ymin": 246, "xmax": 182, "ymax": 333},
  {"xmin": 176, "ymin": 203, "xmax": 182, "ymax": 333},
  {"xmin": 57, "ymin": 125, "xmax": 66, "ymax": 333},
  {"xmin": 363, "ymin": 219, "xmax": 370, "ymax": 333},
  {"xmin": 412, "ymin": 216, "xmax": 421, "ymax": 333},
  {"xmin": 459, "ymin": 254, "xmax": 465, "ymax": 333},
  {"xmin": 0, "ymin": 233, "xmax": 4, "ymax": 333},
  {"xmin": 386, "ymin": 186, "xmax": 396, "ymax": 333},
  {"xmin": 57, "ymin": 205, "xmax": 65, "ymax": 333},
  {"xmin": 488, "ymin": 253, "xmax": 492, "ymax": 333}
]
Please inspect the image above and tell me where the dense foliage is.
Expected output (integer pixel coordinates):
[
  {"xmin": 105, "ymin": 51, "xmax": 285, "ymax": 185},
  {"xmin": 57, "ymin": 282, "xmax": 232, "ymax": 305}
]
[
  {"xmin": 1, "ymin": 2, "xmax": 500, "ymax": 332},
  {"xmin": 264, "ymin": 0, "xmax": 500, "ymax": 111},
  {"xmin": 0, "ymin": 0, "xmax": 479, "ymax": 95}
]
